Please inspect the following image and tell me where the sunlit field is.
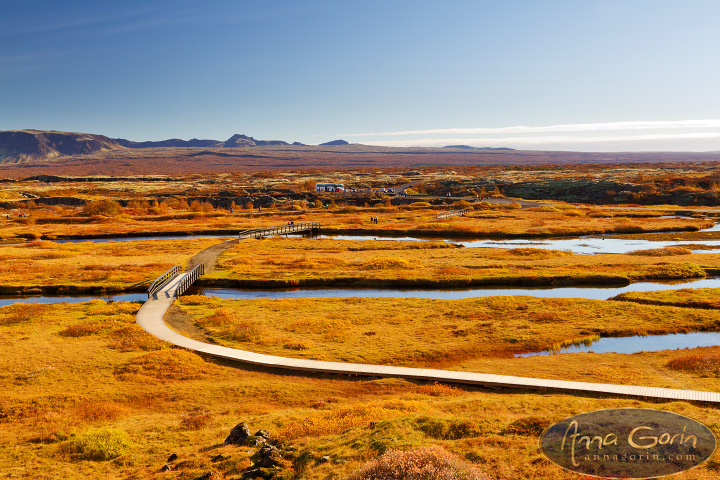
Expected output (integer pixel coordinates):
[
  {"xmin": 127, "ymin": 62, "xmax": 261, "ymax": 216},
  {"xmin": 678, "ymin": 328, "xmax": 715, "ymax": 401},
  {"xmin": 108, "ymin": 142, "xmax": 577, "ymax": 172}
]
[
  {"xmin": 2, "ymin": 171, "xmax": 720, "ymax": 479},
  {"xmin": 2, "ymin": 301, "xmax": 720, "ymax": 479}
]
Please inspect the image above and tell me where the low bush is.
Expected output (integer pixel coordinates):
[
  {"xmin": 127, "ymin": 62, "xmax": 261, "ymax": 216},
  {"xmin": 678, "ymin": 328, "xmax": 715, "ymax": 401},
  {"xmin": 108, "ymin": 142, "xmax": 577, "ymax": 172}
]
[
  {"xmin": 501, "ymin": 416, "xmax": 548, "ymax": 436},
  {"xmin": 70, "ymin": 428, "xmax": 131, "ymax": 460},
  {"xmin": 180, "ymin": 410, "xmax": 213, "ymax": 430},
  {"xmin": 60, "ymin": 320, "xmax": 112, "ymax": 337},
  {"xmin": 667, "ymin": 353, "xmax": 720, "ymax": 376},
  {"xmin": 348, "ymin": 445, "xmax": 490, "ymax": 480},
  {"xmin": 1, "ymin": 303, "xmax": 47, "ymax": 325},
  {"xmin": 108, "ymin": 324, "xmax": 166, "ymax": 351},
  {"xmin": 116, "ymin": 349, "xmax": 215, "ymax": 381}
]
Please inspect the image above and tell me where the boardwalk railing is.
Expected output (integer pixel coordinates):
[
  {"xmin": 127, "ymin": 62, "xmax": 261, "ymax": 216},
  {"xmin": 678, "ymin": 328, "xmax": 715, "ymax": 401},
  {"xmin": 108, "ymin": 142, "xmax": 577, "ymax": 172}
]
[
  {"xmin": 239, "ymin": 222, "xmax": 320, "ymax": 239},
  {"xmin": 148, "ymin": 265, "xmax": 182, "ymax": 298},
  {"xmin": 175, "ymin": 264, "xmax": 205, "ymax": 297},
  {"xmin": 437, "ymin": 208, "xmax": 471, "ymax": 219}
]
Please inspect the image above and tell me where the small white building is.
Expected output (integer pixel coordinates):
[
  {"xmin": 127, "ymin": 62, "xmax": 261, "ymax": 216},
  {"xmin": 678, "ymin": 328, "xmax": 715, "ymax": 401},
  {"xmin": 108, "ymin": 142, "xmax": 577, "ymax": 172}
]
[{"xmin": 315, "ymin": 183, "xmax": 345, "ymax": 192}]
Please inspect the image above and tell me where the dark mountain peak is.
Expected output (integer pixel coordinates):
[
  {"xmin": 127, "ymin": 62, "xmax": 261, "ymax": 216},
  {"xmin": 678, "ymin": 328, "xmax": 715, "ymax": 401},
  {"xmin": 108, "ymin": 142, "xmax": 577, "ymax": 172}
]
[
  {"xmin": 320, "ymin": 139, "xmax": 349, "ymax": 146},
  {"xmin": 224, "ymin": 134, "xmax": 289, "ymax": 147},
  {"xmin": 0, "ymin": 129, "xmax": 123, "ymax": 163}
]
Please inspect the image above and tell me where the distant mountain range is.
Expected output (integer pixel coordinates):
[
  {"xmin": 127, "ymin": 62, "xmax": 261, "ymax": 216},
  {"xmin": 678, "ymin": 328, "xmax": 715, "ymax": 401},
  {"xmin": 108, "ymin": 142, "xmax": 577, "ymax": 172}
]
[
  {"xmin": 0, "ymin": 129, "xmax": 511, "ymax": 164},
  {"xmin": 443, "ymin": 145, "xmax": 515, "ymax": 151},
  {"xmin": 0, "ymin": 130, "xmax": 331, "ymax": 163}
]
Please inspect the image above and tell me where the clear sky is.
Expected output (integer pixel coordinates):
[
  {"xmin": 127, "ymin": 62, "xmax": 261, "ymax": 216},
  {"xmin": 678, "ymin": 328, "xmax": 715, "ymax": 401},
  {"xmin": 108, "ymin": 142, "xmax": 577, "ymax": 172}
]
[{"xmin": 2, "ymin": 0, "xmax": 720, "ymax": 151}]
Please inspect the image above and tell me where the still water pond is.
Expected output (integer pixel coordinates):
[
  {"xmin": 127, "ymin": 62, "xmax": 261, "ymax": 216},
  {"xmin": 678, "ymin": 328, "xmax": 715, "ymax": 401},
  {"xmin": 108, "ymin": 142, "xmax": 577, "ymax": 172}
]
[
  {"xmin": 187, "ymin": 276, "xmax": 720, "ymax": 301},
  {"xmin": 0, "ymin": 292, "xmax": 145, "ymax": 307},
  {"xmin": 516, "ymin": 332, "xmax": 720, "ymax": 357}
]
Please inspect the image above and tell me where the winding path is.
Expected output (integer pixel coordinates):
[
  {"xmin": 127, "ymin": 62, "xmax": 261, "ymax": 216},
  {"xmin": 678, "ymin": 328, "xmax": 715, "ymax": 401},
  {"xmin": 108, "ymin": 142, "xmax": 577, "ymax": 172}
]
[{"xmin": 136, "ymin": 239, "xmax": 720, "ymax": 404}]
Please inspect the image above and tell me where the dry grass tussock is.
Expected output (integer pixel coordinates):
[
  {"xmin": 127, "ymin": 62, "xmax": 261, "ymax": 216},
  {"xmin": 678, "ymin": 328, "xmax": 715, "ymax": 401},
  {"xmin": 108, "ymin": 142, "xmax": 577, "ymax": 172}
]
[
  {"xmin": 0, "ymin": 302, "xmax": 48, "ymax": 325},
  {"xmin": 115, "ymin": 349, "xmax": 217, "ymax": 381},
  {"xmin": 348, "ymin": 445, "xmax": 491, "ymax": 480},
  {"xmin": 667, "ymin": 353, "xmax": 720, "ymax": 376}
]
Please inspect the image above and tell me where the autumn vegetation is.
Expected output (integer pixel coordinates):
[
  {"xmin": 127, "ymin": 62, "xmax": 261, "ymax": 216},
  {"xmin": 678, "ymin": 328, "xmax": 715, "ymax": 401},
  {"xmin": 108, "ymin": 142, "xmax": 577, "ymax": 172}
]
[{"xmin": 3, "ymin": 167, "xmax": 720, "ymax": 478}]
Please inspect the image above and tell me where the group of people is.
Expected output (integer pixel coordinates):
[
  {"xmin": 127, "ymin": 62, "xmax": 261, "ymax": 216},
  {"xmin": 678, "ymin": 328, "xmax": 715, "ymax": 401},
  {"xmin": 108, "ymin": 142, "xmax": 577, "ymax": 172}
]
[{"xmin": 370, "ymin": 216, "xmax": 379, "ymax": 224}]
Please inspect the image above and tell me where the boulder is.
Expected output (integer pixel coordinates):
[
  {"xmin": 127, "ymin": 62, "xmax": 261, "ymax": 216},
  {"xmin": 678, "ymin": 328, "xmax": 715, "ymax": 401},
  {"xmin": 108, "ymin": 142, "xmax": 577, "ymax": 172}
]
[{"xmin": 225, "ymin": 422, "xmax": 251, "ymax": 445}]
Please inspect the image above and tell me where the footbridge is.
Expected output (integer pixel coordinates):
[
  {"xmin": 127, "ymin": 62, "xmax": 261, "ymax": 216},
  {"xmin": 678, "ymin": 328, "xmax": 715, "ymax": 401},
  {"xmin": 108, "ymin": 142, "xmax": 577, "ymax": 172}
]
[{"xmin": 239, "ymin": 222, "xmax": 320, "ymax": 239}]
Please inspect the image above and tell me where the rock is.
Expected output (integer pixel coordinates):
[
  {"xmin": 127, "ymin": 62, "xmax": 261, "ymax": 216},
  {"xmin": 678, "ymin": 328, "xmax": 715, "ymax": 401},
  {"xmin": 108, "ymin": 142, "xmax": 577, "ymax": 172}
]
[
  {"xmin": 249, "ymin": 436, "xmax": 266, "ymax": 446},
  {"xmin": 254, "ymin": 429, "xmax": 271, "ymax": 439},
  {"xmin": 167, "ymin": 453, "xmax": 179, "ymax": 462},
  {"xmin": 211, "ymin": 454, "xmax": 227, "ymax": 462},
  {"xmin": 160, "ymin": 464, "xmax": 172, "ymax": 472},
  {"xmin": 225, "ymin": 422, "xmax": 251, "ymax": 445},
  {"xmin": 318, "ymin": 455, "xmax": 331, "ymax": 464},
  {"xmin": 258, "ymin": 445, "xmax": 279, "ymax": 457},
  {"xmin": 241, "ymin": 468, "xmax": 270, "ymax": 479},
  {"xmin": 193, "ymin": 472, "xmax": 213, "ymax": 480},
  {"xmin": 256, "ymin": 455, "xmax": 279, "ymax": 468}
]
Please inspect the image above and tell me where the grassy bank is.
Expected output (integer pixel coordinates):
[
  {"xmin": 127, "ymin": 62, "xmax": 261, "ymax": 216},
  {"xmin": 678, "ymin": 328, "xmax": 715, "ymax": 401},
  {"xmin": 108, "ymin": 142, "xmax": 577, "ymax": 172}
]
[
  {"xmin": 612, "ymin": 287, "xmax": 720, "ymax": 309},
  {"xmin": 1, "ymin": 204, "xmax": 712, "ymax": 242},
  {"xmin": 0, "ymin": 238, "xmax": 219, "ymax": 293},
  {"xmin": 204, "ymin": 237, "xmax": 720, "ymax": 288}
]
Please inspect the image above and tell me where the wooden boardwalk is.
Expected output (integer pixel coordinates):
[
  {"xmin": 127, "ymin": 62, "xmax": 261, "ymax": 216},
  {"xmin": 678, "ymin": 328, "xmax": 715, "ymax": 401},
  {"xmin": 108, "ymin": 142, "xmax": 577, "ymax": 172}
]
[
  {"xmin": 137, "ymin": 271, "xmax": 720, "ymax": 404},
  {"xmin": 436, "ymin": 208, "xmax": 471, "ymax": 219},
  {"xmin": 239, "ymin": 222, "xmax": 320, "ymax": 239}
]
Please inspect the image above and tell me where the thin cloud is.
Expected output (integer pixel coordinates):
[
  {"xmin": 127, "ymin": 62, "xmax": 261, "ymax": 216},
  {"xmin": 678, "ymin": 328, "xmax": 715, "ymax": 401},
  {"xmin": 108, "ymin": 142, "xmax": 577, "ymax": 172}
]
[
  {"xmin": 343, "ymin": 120, "xmax": 720, "ymax": 137},
  {"xmin": 363, "ymin": 132, "xmax": 720, "ymax": 148}
]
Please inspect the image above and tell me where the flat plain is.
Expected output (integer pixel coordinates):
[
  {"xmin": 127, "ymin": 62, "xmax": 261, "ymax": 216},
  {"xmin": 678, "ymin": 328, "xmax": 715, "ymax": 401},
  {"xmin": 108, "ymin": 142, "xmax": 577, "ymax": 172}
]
[{"xmin": 2, "ymin": 167, "xmax": 720, "ymax": 479}]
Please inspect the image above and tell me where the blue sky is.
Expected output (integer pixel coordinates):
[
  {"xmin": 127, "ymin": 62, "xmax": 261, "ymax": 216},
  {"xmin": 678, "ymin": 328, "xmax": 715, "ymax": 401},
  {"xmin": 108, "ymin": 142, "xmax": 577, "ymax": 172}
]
[{"xmin": 2, "ymin": 0, "xmax": 720, "ymax": 151}]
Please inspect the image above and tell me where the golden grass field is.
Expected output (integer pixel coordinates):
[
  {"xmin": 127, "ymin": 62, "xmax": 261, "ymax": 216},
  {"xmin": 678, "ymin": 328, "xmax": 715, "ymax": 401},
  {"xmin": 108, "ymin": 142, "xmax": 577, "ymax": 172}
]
[
  {"xmin": 2, "ymin": 299, "xmax": 720, "ymax": 479},
  {"xmin": 205, "ymin": 236, "xmax": 720, "ymax": 288},
  {"xmin": 3, "ymin": 178, "xmax": 720, "ymax": 479},
  {"xmin": 0, "ymin": 238, "xmax": 221, "ymax": 294}
]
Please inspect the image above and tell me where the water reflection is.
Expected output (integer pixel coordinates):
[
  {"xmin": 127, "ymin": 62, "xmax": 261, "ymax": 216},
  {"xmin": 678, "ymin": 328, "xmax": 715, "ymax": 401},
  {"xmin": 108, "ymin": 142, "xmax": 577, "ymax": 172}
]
[
  {"xmin": 516, "ymin": 332, "xmax": 720, "ymax": 357},
  {"xmin": 0, "ymin": 293, "xmax": 146, "ymax": 307},
  {"xmin": 187, "ymin": 276, "xmax": 720, "ymax": 301}
]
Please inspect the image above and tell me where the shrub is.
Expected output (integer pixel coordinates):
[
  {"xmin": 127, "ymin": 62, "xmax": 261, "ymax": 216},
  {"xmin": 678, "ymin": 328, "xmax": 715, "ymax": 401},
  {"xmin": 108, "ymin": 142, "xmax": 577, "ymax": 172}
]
[
  {"xmin": 73, "ymin": 400, "xmax": 125, "ymax": 423},
  {"xmin": 108, "ymin": 324, "xmax": 166, "ymax": 351},
  {"xmin": 502, "ymin": 416, "xmax": 548, "ymax": 436},
  {"xmin": 70, "ymin": 428, "xmax": 131, "ymax": 460},
  {"xmin": 667, "ymin": 354, "xmax": 720, "ymax": 376},
  {"xmin": 116, "ymin": 349, "xmax": 215, "ymax": 381},
  {"xmin": 348, "ymin": 445, "xmax": 490, "ymax": 480},
  {"xmin": 180, "ymin": 410, "xmax": 212, "ymax": 430},
  {"xmin": 60, "ymin": 320, "xmax": 112, "ymax": 337},
  {"xmin": 82, "ymin": 200, "xmax": 120, "ymax": 217},
  {"xmin": 1, "ymin": 303, "xmax": 47, "ymax": 325},
  {"xmin": 415, "ymin": 417, "xmax": 484, "ymax": 440}
]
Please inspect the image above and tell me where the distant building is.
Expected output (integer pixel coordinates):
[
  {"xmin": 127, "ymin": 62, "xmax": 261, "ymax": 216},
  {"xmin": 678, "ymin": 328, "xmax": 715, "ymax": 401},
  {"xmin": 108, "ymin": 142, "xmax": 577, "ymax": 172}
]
[{"xmin": 315, "ymin": 183, "xmax": 345, "ymax": 192}]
